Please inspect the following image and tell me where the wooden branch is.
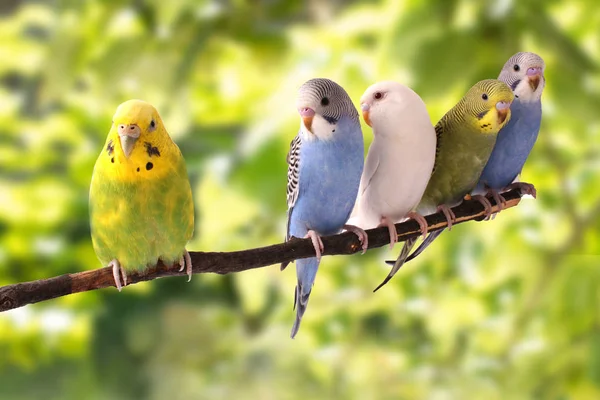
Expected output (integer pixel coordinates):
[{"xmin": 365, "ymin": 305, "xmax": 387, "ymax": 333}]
[{"xmin": 0, "ymin": 189, "xmax": 525, "ymax": 312}]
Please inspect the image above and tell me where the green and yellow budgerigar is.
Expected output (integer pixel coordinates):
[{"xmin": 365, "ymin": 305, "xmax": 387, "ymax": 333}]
[
  {"xmin": 89, "ymin": 100, "xmax": 194, "ymax": 291},
  {"xmin": 378, "ymin": 79, "xmax": 514, "ymax": 290}
]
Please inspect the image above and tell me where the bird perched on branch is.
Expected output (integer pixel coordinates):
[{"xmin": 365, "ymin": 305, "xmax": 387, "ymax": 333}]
[
  {"xmin": 353, "ymin": 81, "xmax": 435, "ymax": 249},
  {"xmin": 89, "ymin": 100, "xmax": 194, "ymax": 291},
  {"xmin": 476, "ymin": 52, "xmax": 545, "ymax": 206},
  {"xmin": 283, "ymin": 78, "xmax": 367, "ymax": 338},
  {"xmin": 380, "ymin": 79, "xmax": 514, "ymax": 290}
]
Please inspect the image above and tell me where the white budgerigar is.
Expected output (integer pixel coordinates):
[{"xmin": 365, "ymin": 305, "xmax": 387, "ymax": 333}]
[{"xmin": 353, "ymin": 81, "xmax": 436, "ymax": 284}]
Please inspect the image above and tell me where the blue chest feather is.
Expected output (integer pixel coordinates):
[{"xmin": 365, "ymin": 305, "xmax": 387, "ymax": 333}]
[
  {"xmin": 478, "ymin": 99, "xmax": 542, "ymax": 189},
  {"xmin": 289, "ymin": 118, "xmax": 364, "ymax": 237}
]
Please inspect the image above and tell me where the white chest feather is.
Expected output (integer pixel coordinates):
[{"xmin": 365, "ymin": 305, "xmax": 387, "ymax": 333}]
[{"xmin": 355, "ymin": 116, "xmax": 436, "ymax": 229}]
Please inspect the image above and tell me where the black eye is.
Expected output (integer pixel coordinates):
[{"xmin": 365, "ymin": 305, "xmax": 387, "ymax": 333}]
[
  {"xmin": 150, "ymin": 120, "xmax": 156, "ymax": 129},
  {"xmin": 513, "ymin": 64, "xmax": 520, "ymax": 71},
  {"xmin": 374, "ymin": 92, "xmax": 383, "ymax": 100},
  {"xmin": 321, "ymin": 97, "xmax": 329, "ymax": 106},
  {"xmin": 481, "ymin": 93, "xmax": 488, "ymax": 100}
]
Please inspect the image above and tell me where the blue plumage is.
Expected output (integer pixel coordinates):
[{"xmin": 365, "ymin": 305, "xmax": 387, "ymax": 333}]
[
  {"xmin": 288, "ymin": 117, "xmax": 363, "ymax": 338},
  {"xmin": 288, "ymin": 119, "xmax": 363, "ymax": 238},
  {"xmin": 477, "ymin": 98, "xmax": 542, "ymax": 190},
  {"xmin": 285, "ymin": 78, "xmax": 364, "ymax": 338}
]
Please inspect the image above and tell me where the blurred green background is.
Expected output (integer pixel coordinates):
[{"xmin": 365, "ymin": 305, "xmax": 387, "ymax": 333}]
[{"xmin": 1, "ymin": 0, "xmax": 599, "ymax": 398}]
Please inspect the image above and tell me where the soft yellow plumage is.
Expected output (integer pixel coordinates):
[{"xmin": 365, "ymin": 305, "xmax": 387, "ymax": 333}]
[{"xmin": 89, "ymin": 100, "xmax": 194, "ymax": 291}]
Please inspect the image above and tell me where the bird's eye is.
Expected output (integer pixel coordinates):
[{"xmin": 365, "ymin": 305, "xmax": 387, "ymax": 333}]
[
  {"xmin": 513, "ymin": 64, "xmax": 520, "ymax": 71},
  {"xmin": 321, "ymin": 97, "xmax": 330, "ymax": 106},
  {"xmin": 374, "ymin": 92, "xmax": 383, "ymax": 100},
  {"xmin": 150, "ymin": 120, "xmax": 156, "ymax": 130},
  {"xmin": 481, "ymin": 93, "xmax": 488, "ymax": 100}
]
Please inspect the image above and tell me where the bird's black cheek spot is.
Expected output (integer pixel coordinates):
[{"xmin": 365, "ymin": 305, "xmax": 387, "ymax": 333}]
[
  {"xmin": 146, "ymin": 162, "xmax": 153, "ymax": 170},
  {"xmin": 106, "ymin": 140, "xmax": 114, "ymax": 156},
  {"xmin": 111, "ymin": 157, "xmax": 114, "ymax": 163}
]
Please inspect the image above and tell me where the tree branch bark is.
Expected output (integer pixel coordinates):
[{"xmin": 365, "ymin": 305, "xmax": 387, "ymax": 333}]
[{"xmin": 0, "ymin": 189, "xmax": 525, "ymax": 312}]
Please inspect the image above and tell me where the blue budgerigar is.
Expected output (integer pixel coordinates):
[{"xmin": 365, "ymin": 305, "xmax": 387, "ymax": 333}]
[
  {"xmin": 283, "ymin": 78, "xmax": 367, "ymax": 338},
  {"xmin": 476, "ymin": 51, "xmax": 545, "ymax": 205}
]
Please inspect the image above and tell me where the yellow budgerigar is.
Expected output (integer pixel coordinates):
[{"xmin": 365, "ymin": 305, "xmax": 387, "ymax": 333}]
[{"xmin": 89, "ymin": 100, "xmax": 194, "ymax": 291}]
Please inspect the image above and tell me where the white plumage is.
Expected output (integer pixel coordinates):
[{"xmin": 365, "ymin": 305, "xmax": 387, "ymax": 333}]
[{"xmin": 353, "ymin": 81, "xmax": 436, "ymax": 245}]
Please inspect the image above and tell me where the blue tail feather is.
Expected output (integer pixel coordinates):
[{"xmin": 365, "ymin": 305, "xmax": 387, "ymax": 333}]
[{"xmin": 290, "ymin": 256, "xmax": 319, "ymax": 338}]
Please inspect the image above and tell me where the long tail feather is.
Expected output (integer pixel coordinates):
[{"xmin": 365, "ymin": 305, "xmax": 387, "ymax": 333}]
[
  {"xmin": 406, "ymin": 229, "xmax": 444, "ymax": 262},
  {"xmin": 374, "ymin": 237, "xmax": 418, "ymax": 292},
  {"xmin": 384, "ymin": 229, "xmax": 445, "ymax": 266},
  {"xmin": 290, "ymin": 256, "xmax": 319, "ymax": 338}
]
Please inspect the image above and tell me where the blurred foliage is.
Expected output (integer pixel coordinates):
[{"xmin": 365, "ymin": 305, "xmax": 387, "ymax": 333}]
[{"xmin": 0, "ymin": 0, "xmax": 599, "ymax": 398}]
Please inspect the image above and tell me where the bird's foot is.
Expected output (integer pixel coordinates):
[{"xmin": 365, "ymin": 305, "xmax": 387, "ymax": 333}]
[
  {"xmin": 343, "ymin": 224, "xmax": 369, "ymax": 254},
  {"xmin": 406, "ymin": 211, "xmax": 428, "ymax": 240},
  {"xmin": 488, "ymin": 188, "xmax": 507, "ymax": 211},
  {"xmin": 437, "ymin": 204, "xmax": 456, "ymax": 230},
  {"xmin": 471, "ymin": 194, "xmax": 493, "ymax": 220},
  {"xmin": 483, "ymin": 188, "xmax": 507, "ymax": 220},
  {"xmin": 506, "ymin": 181, "xmax": 537, "ymax": 199},
  {"xmin": 305, "ymin": 230, "xmax": 325, "ymax": 261},
  {"xmin": 379, "ymin": 216, "xmax": 398, "ymax": 249},
  {"xmin": 179, "ymin": 250, "xmax": 193, "ymax": 282},
  {"xmin": 109, "ymin": 259, "xmax": 127, "ymax": 292}
]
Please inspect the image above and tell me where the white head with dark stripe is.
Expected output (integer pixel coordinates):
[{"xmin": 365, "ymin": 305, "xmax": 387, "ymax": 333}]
[
  {"xmin": 296, "ymin": 78, "xmax": 359, "ymax": 141},
  {"xmin": 498, "ymin": 52, "xmax": 545, "ymax": 102}
]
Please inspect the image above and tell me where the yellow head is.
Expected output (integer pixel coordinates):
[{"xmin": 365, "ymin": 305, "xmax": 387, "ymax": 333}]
[
  {"xmin": 98, "ymin": 99, "xmax": 180, "ymax": 182},
  {"xmin": 110, "ymin": 99, "xmax": 168, "ymax": 158},
  {"xmin": 461, "ymin": 79, "xmax": 515, "ymax": 134}
]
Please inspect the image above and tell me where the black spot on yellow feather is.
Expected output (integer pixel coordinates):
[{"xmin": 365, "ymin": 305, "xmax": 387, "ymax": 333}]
[
  {"xmin": 146, "ymin": 162, "xmax": 153, "ymax": 170},
  {"xmin": 137, "ymin": 167, "xmax": 140, "ymax": 172},
  {"xmin": 106, "ymin": 140, "xmax": 114, "ymax": 155},
  {"xmin": 111, "ymin": 157, "xmax": 114, "ymax": 163},
  {"xmin": 144, "ymin": 142, "xmax": 160, "ymax": 157}
]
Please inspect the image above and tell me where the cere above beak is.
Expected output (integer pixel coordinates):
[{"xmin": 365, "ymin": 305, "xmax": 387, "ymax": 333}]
[
  {"xmin": 298, "ymin": 107, "xmax": 316, "ymax": 133},
  {"xmin": 526, "ymin": 66, "xmax": 543, "ymax": 92},
  {"xmin": 118, "ymin": 123, "xmax": 141, "ymax": 158},
  {"xmin": 361, "ymin": 103, "xmax": 371, "ymax": 127},
  {"xmin": 495, "ymin": 101, "xmax": 511, "ymax": 125}
]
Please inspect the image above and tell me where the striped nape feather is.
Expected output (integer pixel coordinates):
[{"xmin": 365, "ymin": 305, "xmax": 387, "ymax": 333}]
[
  {"xmin": 297, "ymin": 78, "xmax": 359, "ymax": 123},
  {"xmin": 457, "ymin": 79, "xmax": 513, "ymax": 120}
]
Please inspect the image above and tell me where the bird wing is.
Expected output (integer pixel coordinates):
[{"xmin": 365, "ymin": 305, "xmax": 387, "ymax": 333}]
[
  {"xmin": 358, "ymin": 141, "xmax": 381, "ymax": 198},
  {"xmin": 430, "ymin": 122, "xmax": 444, "ymax": 176},
  {"xmin": 285, "ymin": 134, "xmax": 302, "ymax": 241}
]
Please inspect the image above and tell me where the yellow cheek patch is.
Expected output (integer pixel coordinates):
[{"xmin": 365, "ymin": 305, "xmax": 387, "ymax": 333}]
[{"xmin": 97, "ymin": 137, "xmax": 172, "ymax": 182}]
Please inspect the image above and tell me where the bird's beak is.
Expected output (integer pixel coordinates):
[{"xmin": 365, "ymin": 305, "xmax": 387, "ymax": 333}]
[
  {"xmin": 298, "ymin": 107, "xmax": 315, "ymax": 133},
  {"xmin": 495, "ymin": 101, "xmax": 511, "ymax": 125},
  {"xmin": 118, "ymin": 123, "xmax": 141, "ymax": 158},
  {"xmin": 361, "ymin": 103, "xmax": 371, "ymax": 127},
  {"xmin": 527, "ymin": 66, "xmax": 543, "ymax": 91}
]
